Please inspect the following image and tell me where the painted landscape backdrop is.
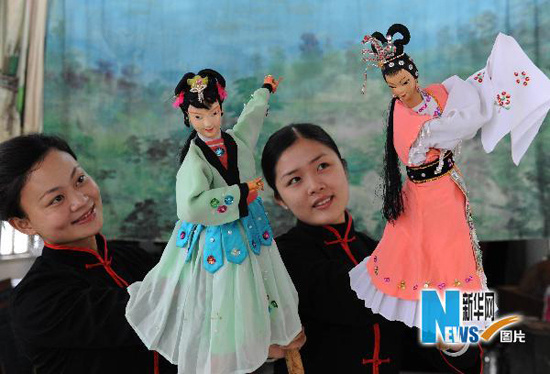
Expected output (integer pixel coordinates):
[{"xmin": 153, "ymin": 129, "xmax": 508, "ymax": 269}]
[{"xmin": 44, "ymin": 0, "xmax": 550, "ymax": 241}]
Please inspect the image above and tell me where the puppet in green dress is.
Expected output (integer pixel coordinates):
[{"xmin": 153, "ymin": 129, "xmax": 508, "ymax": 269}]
[{"xmin": 126, "ymin": 69, "xmax": 301, "ymax": 374}]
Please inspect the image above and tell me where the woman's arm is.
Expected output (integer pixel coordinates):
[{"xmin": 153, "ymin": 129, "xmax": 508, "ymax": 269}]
[{"xmin": 10, "ymin": 269, "xmax": 143, "ymax": 349}]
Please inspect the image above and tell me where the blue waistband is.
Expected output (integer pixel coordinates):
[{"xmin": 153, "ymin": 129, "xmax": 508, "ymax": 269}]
[{"xmin": 175, "ymin": 197, "xmax": 274, "ymax": 273}]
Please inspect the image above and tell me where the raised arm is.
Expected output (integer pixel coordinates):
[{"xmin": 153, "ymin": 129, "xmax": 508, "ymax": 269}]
[{"xmin": 232, "ymin": 75, "xmax": 282, "ymax": 150}]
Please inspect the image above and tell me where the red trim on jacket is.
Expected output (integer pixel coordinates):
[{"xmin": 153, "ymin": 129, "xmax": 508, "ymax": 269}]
[
  {"xmin": 44, "ymin": 234, "xmax": 161, "ymax": 374},
  {"xmin": 323, "ymin": 211, "xmax": 358, "ymax": 265},
  {"xmin": 362, "ymin": 323, "xmax": 391, "ymax": 373},
  {"xmin": 45, "ymin": 234, "xmax": 129, "ymax": 288}
]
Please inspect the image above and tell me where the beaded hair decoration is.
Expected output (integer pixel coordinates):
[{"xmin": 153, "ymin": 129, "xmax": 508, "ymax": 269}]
[
  {"xmin": 187, "ymin": 75, "xmax": 209, "ymax": 103},
  {"xmin": 361, "ymin": 24, "xmax": 417, "ymax": 94}
]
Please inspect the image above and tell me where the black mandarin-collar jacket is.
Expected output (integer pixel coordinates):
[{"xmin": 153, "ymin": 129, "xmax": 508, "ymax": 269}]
[
  {"xmin": 274, "ymin": 215, "xmax": 482, "ymax": 374},
  {"xmin": 10, "ymin": 235, "xmax": 176, "ymax": 374}
]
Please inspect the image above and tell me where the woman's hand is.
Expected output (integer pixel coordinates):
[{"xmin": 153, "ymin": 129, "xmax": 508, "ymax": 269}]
[
  {"xmin": 247, "ymin": 177, "xmax": 264, "ymax": 193},
  {"xmin": 263, "ymin": 75, "xmax": 283, "ymax": 93},
  {"xmin": 267, "ymin": 328, "xmax": 307, "ymax": 359},
  {"xmin": 436, "ymin": 340, "xmax": 465, "ymax": 352}
]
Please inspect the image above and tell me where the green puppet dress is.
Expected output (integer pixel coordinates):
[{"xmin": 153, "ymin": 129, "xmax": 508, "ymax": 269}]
[{"xmin": 125, "ymin": 88, "xmax": 301, "ymax": 374}]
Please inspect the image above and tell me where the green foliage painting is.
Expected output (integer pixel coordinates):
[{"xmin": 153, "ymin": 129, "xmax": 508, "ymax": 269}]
[{"xmin": 44, "ymin": 0, "xmax": 550, "ymax": 241}]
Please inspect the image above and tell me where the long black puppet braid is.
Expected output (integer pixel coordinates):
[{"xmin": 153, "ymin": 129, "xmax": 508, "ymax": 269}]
[{"xmin": 382, "ymin": 97, "xmax": 405, "ymax": 222}]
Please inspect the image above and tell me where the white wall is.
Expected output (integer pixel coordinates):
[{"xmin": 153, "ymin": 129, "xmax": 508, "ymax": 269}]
[{"xmin": 0, "ymin": 256, "xmax": 36, "ymax": 283}]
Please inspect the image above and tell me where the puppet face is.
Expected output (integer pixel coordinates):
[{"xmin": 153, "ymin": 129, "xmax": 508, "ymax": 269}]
[
  {"xmin": 11, "ymin": 150, "xmax": 103, "ymax": 247},
  {"xmin": 188, "ymin": 102, "xmax": 222, "ymax": 140},
  {"xmin": 385, "ymin": 69, "xmax": 422, "ymax": 107},
  {"xmin": 274, "ymin": 137, "xmax": 348, "ymax": 226}
]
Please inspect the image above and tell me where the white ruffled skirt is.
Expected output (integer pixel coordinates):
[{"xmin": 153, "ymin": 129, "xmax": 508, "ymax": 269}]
[{"xmin": 350, "ymin": 257, "xmax": 422, "ymax": 328}]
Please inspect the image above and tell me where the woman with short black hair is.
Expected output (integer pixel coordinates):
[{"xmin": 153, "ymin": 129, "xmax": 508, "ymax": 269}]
[{"xmin": 0, "ymin": 134, "xmax": 176, "ymax": 374}]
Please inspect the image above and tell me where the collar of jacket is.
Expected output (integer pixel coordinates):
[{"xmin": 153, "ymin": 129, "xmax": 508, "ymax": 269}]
[{"xmin": 295, "ymin": 210, "xmax": 356, "ymax": 244}]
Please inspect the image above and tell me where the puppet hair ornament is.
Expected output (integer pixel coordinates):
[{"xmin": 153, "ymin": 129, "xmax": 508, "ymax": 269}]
[
  {"xmin": 217, "ymin": 82, "xmax": 228, "ymax": 100},
  {"xmin": 172, "ymin": 91, "xmax": 185, "ymax": 108},
  {"xmin": 360, "ymin": 24, "xmax": 417, "ymax": 94},
  {"xmin": 187, "ymin": 75, "xmax": 209, "ymax": 103}
]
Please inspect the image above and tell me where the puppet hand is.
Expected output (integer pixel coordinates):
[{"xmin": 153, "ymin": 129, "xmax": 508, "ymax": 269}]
[
  {"xmin": 264, "ymin": 75, "xmax": 283, "ymax": 93},
  {"xmin": 247, "ymin": 177, "xmax": 264, "ymax": 192},
  {"xmin": 267, "ymin": 329, "xmax": 306, "ymax": 359}
]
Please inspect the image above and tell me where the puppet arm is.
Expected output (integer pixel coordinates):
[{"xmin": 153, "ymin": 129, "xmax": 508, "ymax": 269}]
[
  {"xmin": 408, "ymin": 76, "xmax": 492, "ymax": 166},
  {"xmin": 231, "ymin": 86, "xmax": 271, "ymax": 151},
  {"xmin": 176, "ymin": 149, "xmax": 251, "ymax": 225}
]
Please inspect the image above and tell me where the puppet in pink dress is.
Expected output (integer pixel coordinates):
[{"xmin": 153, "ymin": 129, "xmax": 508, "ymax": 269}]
[{"xmin": 350, "ymin": 24, "xmax": 550, "ymax": 330}]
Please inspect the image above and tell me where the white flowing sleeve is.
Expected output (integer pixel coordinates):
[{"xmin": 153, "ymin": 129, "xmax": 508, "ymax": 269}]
[
  {"xmin": 408, "ymin": 76, "xmax": 494, "ymax": 165},
  {"xmin": 480, "ymin": 33, "xmax": 550, "ymax": 165},
  {"xmin": 409, "ymin": 33, "xmax": 550, "ymax": 166}
]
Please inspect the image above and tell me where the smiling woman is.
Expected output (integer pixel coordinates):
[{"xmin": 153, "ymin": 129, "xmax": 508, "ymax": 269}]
[
  {"xmin": 0, "ymin": 134, "xmax": 176, "ymax": 373},
  {"xmin": 9, "ymin": 148, "xmax": 104, "ymax": 249}
]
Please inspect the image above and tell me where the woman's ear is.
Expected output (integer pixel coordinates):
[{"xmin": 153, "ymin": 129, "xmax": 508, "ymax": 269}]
[
  {"xmin": 274, "ymin": 195, "xmax": 289, "ymax": 210},
  {"xmin": 8, "ymin": 217, "xmax": 38, "ymax": 236}
]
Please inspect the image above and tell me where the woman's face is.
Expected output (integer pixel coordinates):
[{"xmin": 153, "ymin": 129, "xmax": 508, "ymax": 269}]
[
  {"xmin": 274, "ymin": 137, "xmax": 349, "ymax": 226},
  {"xmin": 188, "ymin": 102, "xmax": 222, "ymax": 140},
  {"xmin": 10, "ymin": 150, "xmax": 103, "ymax": 247}
]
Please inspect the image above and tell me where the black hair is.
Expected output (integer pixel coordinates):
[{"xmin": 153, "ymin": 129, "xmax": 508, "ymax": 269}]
[
  {"xmin": 174, "ymin": 68, "xmax": 227, "ymax": 164},
  {"xmin": 382, "ymin": 98, "xmax": 404, "ymax": 222},
  {"xmin": 371, "ymin": 24, "xmax": 419, "ymax": 81},
  {"xmin": 0, "ymin": 134, "xmax": 78, "ymax": 220},
  {"xmin": 261, "ymin": 123, "xmax": 346, "ymax": 198},
  {"xmin": 370, "ymin": 24, "xmax": 416, "ymax": 222}
]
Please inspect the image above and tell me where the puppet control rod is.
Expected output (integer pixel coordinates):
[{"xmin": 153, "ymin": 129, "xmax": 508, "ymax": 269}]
[{"xmin": 285, "ymin": 349, "xmax": 305, "ymax": 374}]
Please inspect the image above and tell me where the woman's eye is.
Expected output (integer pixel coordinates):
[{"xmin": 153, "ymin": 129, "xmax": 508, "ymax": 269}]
[
  {"xmin": 76, "ymin": 175, "xmax": 86, "ymax": 185},
  {"xmin": 194, "ymin": 115, "xmax": 202, "ymax": 120},
  {"xmin": 51, "ymin": 195, "xmax": 64, "ymax": 205},
  {"xmin": 288, "ymin": 177, "xmax": 300, "ymax": 186},
  {"xmin": 318, "ymin": 162, "xmax": 329, "ymax": 171}
]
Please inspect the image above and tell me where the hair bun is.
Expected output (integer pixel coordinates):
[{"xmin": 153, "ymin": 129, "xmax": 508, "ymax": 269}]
[
  {"xmin": 370, "ymin": 31, "xmax": 388, "ymax": 54},
  {"xmin": 175, "ymin": 72, "xmax": 196, "ymax": 95},
  {"xmin": 197, "ymin": 69, "xmax": 226, "ymax": 89},
  {"xmin": 386, "ymin": 24, "xmax": 410, "ymax": 48}
]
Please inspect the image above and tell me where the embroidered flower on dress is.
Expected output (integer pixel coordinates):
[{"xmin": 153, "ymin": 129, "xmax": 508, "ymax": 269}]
[
  {"xmin": 514, "ymin": 71, "xmax": 530, "ymax": 86},
  {"xmin": 474, "ymin": 71, "xmax": 484, "ymax": 83},
  {"xmin": 495, "ymin": 91, "xmax": 512, "ymax": 111}
]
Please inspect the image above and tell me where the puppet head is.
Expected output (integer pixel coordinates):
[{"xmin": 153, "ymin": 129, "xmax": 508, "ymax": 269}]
[
  {"xmin": 361, "ymin": 24, "xmax": 419, "ymax": 93},
  {"xmin": 173, "ymin": 68, "xmax": 227, "ymax": 127}
]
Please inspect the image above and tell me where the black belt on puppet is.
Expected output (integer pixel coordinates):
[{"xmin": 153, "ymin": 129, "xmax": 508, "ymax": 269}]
[{"xmin": 406, "ymin": 151, "xmax": 455, "ymax": 184}]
